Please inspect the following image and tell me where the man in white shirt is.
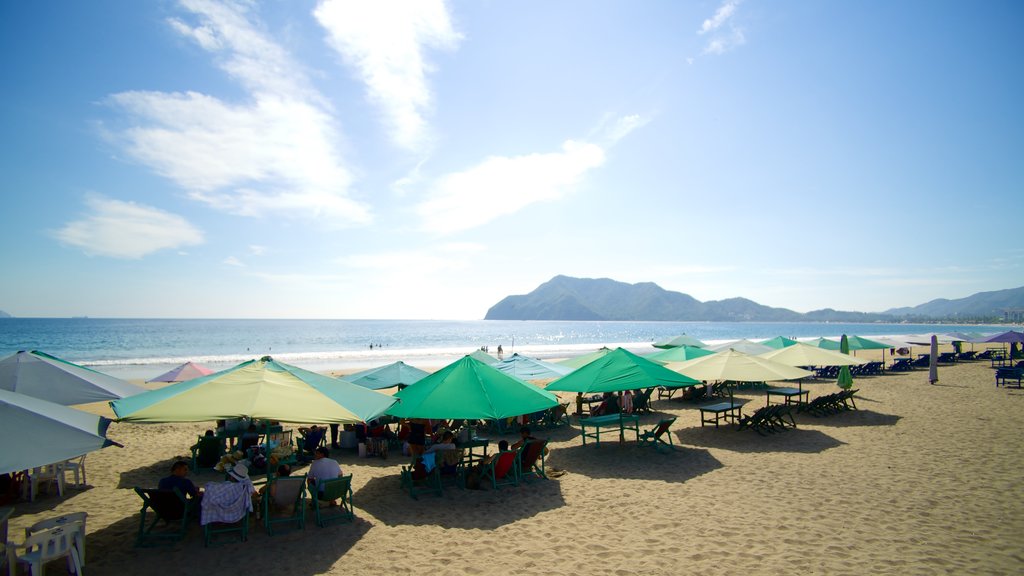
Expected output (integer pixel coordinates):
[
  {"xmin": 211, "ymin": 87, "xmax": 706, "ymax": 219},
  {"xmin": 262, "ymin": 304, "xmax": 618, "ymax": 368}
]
[{"xmin": 306, "ymin": 446, "xmax": 341, "ymax": 501}]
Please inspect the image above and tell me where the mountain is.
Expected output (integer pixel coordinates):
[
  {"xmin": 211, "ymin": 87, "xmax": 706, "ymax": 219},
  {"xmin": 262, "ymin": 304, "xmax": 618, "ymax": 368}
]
[
  {"xmin": 484, "ymin": 276, "xmax": 1024, "ymax": 322},
  {"xmin": 884, "ymin": 286, "xmax": 1024, "ymax": 320},
  {"xmin": 0, "ymin": 310, "xmax": 10, "ymax": 318}
]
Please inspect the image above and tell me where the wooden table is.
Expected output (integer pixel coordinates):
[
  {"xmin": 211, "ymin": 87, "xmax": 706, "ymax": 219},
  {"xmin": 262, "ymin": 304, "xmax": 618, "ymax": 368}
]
[
  {"xmin": 699, "ymin": 401, "xmax": 743, "ymax": 427},
  {"xmin": 765, "ymin": 387, "xmax": 809, "ymax": 407},
  {"xmin": 578, "ymin": 413, "xmax": 640, "ymax": 447}
]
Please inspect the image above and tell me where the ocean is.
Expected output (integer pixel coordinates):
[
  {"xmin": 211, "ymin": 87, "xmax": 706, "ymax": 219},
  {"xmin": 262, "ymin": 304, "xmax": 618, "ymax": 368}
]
[{"xmin": 0, "ymin": 318, "xmax": 1017, "ymax": 380}]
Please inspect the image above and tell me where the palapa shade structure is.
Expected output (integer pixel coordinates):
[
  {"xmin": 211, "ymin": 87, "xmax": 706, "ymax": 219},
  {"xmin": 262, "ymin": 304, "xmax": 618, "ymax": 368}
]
[
  {"xmin": 652, "ymin": 335, "xmax": 706, "ymax": 349},
  {"xmin": 759, "ymin": 342, "xmax": 867, "ymax": 367},
  {"xmin": 645, "ymin": 345, "xmax": 716, "ymax": 364},
  {"xmin": 0, "ymin": 350, "xmax": 146, "ymax": 405},
  {"xmin": 345, "ymin": 361, "xmax": 430, "ymax": 390},
  {"xmin": 546, "ymin": 348, "xmax": 700, "ymax": 394},
  {"xmin": 1, "ymin": 389, "xmax": 120, "ymax": 475},
  {"xmin": 147, "ymin": 361, "xmax": 214, "ymax": 383},
  {"xmin": 111, "ymin": 356, "xmax": 396, "ymax": 424},
  {"xmin": 557, "ymin": 347, "xmax": 614, "ymax": 369},
  {"xmin": 491, "ymin": 353, "xmax": 573, "ymax": 381},
  {"xmin": 386, "ymin": 356, "xmax": 558, "ymax": 420}
]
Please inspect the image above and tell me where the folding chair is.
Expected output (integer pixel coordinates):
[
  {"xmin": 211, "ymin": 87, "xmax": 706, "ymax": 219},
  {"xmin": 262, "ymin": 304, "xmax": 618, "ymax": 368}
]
[
  {"xmin": 638, "ymin": 417, "xmax": 678, "ymax": 452},
  {"xmin": 314, "ymin": 475, "xmax": 354, "ymax": 527},
  {"xmin": 134, "ymin": 487, "xmax": 193, "ymax": 547},
  {"xmin": 262, "ymin": 477, "xmax": 305, "ymax": 535}
]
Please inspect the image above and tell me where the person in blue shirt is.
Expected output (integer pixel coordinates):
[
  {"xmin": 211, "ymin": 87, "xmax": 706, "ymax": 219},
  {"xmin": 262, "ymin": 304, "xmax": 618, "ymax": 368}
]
[{"xmin": 158, "ymin": 460, "xmax": 202, "ymax": 503}]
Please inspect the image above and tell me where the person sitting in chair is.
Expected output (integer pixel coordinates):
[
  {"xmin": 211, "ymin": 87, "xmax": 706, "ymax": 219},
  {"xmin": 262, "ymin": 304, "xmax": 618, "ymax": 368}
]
[
  {"xmin": 193, "ymin": 429, "xmax": 222, "ymax": 469},
  {"xmin": 306, "ymin": 447, "xmax": 341, "ymax": 503},
  {"xmin": 159, "ymin": 460, "xmax": 202, "ymax": 504},
  {"xmin": 239, "ymin": 424, "xmax": 260, "ymax": 452}
]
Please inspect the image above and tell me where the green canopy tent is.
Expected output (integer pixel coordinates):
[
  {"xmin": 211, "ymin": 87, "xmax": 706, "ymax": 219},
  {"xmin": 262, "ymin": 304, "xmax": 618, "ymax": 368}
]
[
  {"xmin": 645, "ymin": 344, "xmax": 715, "ymax": 364},
  {"xmin": 652, "ymin": 335, "xmax": 707, "ymax": 349},
  {"xmin": 836, "ymin": 335, "xmax": 854, "ymax": 390},
  {"xmin": 759, "ymin": 336, "xmax": 799, "ymax": 349},
  {"xmin": 545, "ymin": 348, "xmax": 700, "ymax": 394},
  {"xmin": 345, "ymin": 361, "xmax": 430, "ymax": 390},
  {"xmin": 111, "ymin": 356, "xmax": 396, "ymax": 424},
  {"xmin": 386, "ymin": 356, "xmax": 558, "ymax": 420},
  {"xmin": 557, "ymin": 347, "xmax": 614, "ymax": 370}
]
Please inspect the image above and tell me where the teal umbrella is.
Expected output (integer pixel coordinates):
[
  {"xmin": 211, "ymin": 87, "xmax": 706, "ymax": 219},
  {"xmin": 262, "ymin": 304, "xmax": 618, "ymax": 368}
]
[
  {"xmin": 652, "ymin": 335, "xmax": 706, "ymax": 349},
  {"xmin": 1, "ymin": 389, "xmax": 120, "ymax": 475},
  {"xmin": 111, "ymin": 356, "xmax": 396, "ymax": 424},
  {"xmin": 836, "ymin": 335, "xmax": 854, "ymax": 389},
  {"xmin": 759, "ymin": 336, "xmax": 799, "ymax": 349},
  {"xmin": 469, "ymin": 349, "xmax": 500, "ymax": 364},
  {"xmin": 492, "ymin": 353, "xmax": 573, "ymax": 380},
  {"xmin": 546, "ymin": 348, "xmax": 700, "ymax": 394},
  {"xmin": 557, "ymin": 347, "xmax": 614, "ymax": 369},
  {"xmin": 811, "ymin": 335, "xmax": 889, "ymax": 352},
  {"xmin": 386, "ymin": 356, "xmax": 558, "ymax": 420},
  {"xmin": 345, "ymin": 361, "xmax": 430, "ymax": 390},
  {"xmin": 645, "ymin": 345, "xmax": 716, "ymax": 364}
]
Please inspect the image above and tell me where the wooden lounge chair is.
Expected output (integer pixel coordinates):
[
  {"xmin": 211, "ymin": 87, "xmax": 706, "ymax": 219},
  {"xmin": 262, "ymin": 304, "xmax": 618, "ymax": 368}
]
[
  {"xmin": 262, "ymin": 476, "xmax": 305, "ymax": 535},
  {"xmin": 479, "ymin": 450, "xmax": 518, "ymax": 490},
  {"xmin": 544, "ymin": 403, "xmax": 571, "ymax": 428},
  {"xmin": 399, "ymin": 454, "xmax": 443, "ymax": 499},
  {"xmin": 631, "ymin": 388, "xmax": 655, "ymax": 414},
  {"xmin": 134, "ymin": 487, "xmax": 193, "ymax": 547},
  {"xmin": 638, "ymin": 417, "xmax": 677, "ymax": 452},
  {"xmin": 191, "ymin": 434, "xmax": 226, "ymax": 474},
  {"xmin": 517, "ymin": 439, "xmax": 548, "ymax": 482},
  {"xmin": 201, "ymin": 481, "xmax": 251, "ymax": 546},
  {"xmin": 314, "ymin": 475, "xmax": 354, "ymax": 527}
]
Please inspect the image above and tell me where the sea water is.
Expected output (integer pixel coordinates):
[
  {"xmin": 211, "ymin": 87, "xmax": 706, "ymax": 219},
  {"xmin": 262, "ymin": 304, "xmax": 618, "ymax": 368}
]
[{"xmin": 0, "ymin": 318, "xmax": 1014, "ymax": 380}]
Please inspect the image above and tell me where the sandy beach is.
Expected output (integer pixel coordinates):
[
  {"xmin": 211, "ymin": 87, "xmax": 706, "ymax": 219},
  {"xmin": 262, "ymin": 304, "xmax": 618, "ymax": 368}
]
[{"xmin": 6, "ymin": 348, "xmax": 1024, "ymax": 575}]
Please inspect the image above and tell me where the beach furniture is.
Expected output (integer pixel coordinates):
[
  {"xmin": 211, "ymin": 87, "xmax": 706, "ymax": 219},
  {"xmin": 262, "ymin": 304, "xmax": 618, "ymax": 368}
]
[
  {"xmin": 400, "ymin": 454, "xmax": 443, "ymax": 499},
  {"xmin": 937, "ymin": 352, "xmax": 957, "ymax": 364},
  {"xmin": 631, "ymin": 388, "xmax": 655, "ymax": 414},
  {"xmin": 190, "ymin": 434, "xmax": 226, "ymax": 474},
  {"xmin": 10, "ymin": 520, "xmax": 83, "ymax": 576},
  {"xmin": 889, "ymin": 358, "xmax": 913, "ymax": 372},
  {"xmin": 23, "ymin": 512, "xmax": 87, "ymax": 569},
  {"xmin": 201, "ymin": 481, "xmax": 252, "ymax": 546},
  {"xmin": 699, "ymin": 401, "xmax": 744, "ymax": 427},
  {"xmin": 799, "ymin": 389, "xmax": 859, "ymax": 417},
  {"xmin": 314, "ymin": 475, "xmax": 354, "ymax": 527},
  {"xmin": 480, "ymin": 450, "xmax": 518, "ymax": 490},
  {"xmin": 579, "ymin": 413, "xmax": 640, "ymax": 447},
  {"xmin": 517, "ymin": 439, "xmax": 548, "ymax": 482},
  {"xmin": 765, "ymin": 386, "xmax": 809, "ymax": 407},
  {"xmin": 638, "ymin": 417, "xmax": 678, "ymax": 453},
  {"xmin": 736, "ymin": 405, "xmax": 795, "ymax": 435},
  {"xmin": 995, "ymin": 367, "xmax": 1022, "ymax": 388},
  {"xmin": 543, "ymin": 403, "xmax": 571, "ymax": 428},
  {"xmin": 23, "ymin": 464, "xmax": 65, "ymax": 502},
  {"xmin": 133, "ymin": 487, "xmax": 193, "ymax": 546},
  {"xmin": 60, "ymin": 455, "xmax": 88, "ymax": 489},
  {"xmin": 262, "ymin": 476, "xmax": 306, "ymax": 535}
]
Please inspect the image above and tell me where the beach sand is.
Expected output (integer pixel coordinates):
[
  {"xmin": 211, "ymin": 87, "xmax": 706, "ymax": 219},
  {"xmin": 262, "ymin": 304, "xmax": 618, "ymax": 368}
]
[{"xmin": 7, "ymin": 349, "xmax": 1024, "ymax": 575}]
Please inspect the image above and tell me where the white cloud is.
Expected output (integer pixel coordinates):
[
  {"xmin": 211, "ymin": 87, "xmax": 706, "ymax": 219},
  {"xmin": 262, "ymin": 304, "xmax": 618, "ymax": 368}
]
[
  {"xmin": 54, "ymin": 196, "xmax": 204, "ymax": 259},
  {"xmin": 314, "ymin": 0, "xmax": 461, "ymax": 151},
  {"xmin": 699, "ymin": 0, "xmax": 740, "ymax": 34},
  {"xmin": 416, "ymin": 140, "xmax": 607, "ymax": 234},
  {"xmin": 104, "ymin": 0, "xmax": 370, "ymax": 225},
  {"xmin": 703, "ymin": 27, "xmax": 746, "ymax": 55},
  {"xmin": 248, "ymin": 245, "xmax": 266, "ymax": 256},
  {"xmin": 223, "ymin": 256, "xmax": 245, "ymax": 267}
]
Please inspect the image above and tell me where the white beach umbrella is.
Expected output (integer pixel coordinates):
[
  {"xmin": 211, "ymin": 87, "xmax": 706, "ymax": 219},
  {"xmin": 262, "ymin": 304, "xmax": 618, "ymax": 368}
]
[
  {"xmin": 0, "ymin": 350, "xmax": 146, "ymax": 405},
  {"xmin": 705, "ymin": 339, "xmax": 774, "ymax": 355}
]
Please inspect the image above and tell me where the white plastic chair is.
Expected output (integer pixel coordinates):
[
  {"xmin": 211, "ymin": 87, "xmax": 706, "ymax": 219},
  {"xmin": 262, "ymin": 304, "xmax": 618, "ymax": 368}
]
[
  {"xmin": 24, "ymin": 512, "xmax": 87, "ymax": 568},
  {"xmin": 23, "ymin": 464, "xmax": 65, "ymax": 502},
  {"xmin": 12, "ymin": 521, "xmax": 83, "ymax": 576},
  {"xmin": 61, "ymin": 456, "xmax": 87, "ymax": 489}
]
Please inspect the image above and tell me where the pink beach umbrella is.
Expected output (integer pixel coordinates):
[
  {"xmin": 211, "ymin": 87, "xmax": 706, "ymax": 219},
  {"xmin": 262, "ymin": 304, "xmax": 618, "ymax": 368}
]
[{"xmin": 147, "ymin": 361, "xmax": 215, "ymax": 383}]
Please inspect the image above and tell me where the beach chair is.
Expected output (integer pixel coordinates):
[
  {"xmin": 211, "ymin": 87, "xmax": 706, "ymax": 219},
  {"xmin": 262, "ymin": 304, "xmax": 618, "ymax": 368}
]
[
  {"xmin": 400, "ymin": 453, "xmax": 443, "ymax": 499},
  {"xmin": 10, "ymin": 521, "xmax": 83, "ymax": 576},
  {"xmin": 544, "ymin": 403, "xmax": 571, "ymax": 428},
  {"xmin": 191, "ymin": 434, "xmax": 226, "ymax": 473},
  {"xmin": 23, "ymin": 464, "xmax": 64, "ymax": 502},
  {"xmin": 479, "ymin": 450, "xmax": 519, "ymax": 490},
  {"xmin": 133, "ymin": 487, "xmax": 193, "ymax": 547},
  {"xmin": 200, "ymin": 481, "xmax": 251, "ymax": 546},
  {"xmin": 262, "ymin": 476, "xmax": 306, "ymax": 535},
  {"xmin": 314, "ymin": 475, "xmax": 354, "ymax": 527},
  {"xmin": 632, "ymin": 388, "xmax": 655, "ymax": 414},
  {"xmin": 736, "ymin": 406, "xmax": 772, "ymax": 435},
  {"xmin": 638, "ymin": 417, "xmax": 677, "ymax": 453},
  {"xmin": 60, "ymin": 455, "xmax": 88, "ymax": 489},
  {"xmin": 295, "ymin": 427, "xmax": 327, "ymax": 462},
  {"xmin": 517, "ymin": 439, "xmax": 548, "ymax": 483},
  {"xmin": 436, "ymin": 449, "xmax": 465, "ymax": 489},
  {"xmin": 23, "ymin": 512, "xmax": 87, "ymax": 569}
]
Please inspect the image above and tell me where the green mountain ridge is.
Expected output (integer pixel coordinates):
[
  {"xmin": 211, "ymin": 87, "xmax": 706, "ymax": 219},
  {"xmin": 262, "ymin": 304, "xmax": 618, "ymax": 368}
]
[{"xmin": 484, "ymin": 276, "xmax": 1024, "ymax": 322}]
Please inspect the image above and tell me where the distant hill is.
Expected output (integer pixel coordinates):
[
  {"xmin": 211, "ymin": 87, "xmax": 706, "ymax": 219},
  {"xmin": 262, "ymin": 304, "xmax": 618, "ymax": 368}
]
[
  {"xmin": 484, "ymin": 276, "xmax": 1024, "ymax": 322},
  {"xmin": 0, "ymin": 310, "xmax": 10, "ymax": 318}
]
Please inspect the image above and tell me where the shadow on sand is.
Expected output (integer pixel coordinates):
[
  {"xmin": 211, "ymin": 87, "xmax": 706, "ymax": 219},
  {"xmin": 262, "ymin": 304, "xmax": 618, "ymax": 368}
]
[
  {"xmin": 678, "ymin": 426, "xmax": 844, "ymax": 454},
  {"xmin": 548, "ymin": 443, "xmax": 722, "ymax": 483}
]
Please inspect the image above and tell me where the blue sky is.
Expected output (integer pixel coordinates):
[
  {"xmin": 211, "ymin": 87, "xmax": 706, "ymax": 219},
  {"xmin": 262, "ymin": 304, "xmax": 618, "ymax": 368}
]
[{"xmin": 1, "ymin": 0, "xmax": 1021, "ymax": 319}]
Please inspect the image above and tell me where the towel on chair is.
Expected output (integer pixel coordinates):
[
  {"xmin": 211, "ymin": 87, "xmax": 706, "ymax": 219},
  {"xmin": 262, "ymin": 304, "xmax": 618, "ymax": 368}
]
[{"xmin": 201, "ymin": 480, "xmax": 253, "ymax": 525}]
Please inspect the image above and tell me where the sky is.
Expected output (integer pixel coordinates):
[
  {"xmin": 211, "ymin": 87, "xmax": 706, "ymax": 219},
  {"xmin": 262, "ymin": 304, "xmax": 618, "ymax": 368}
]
[{"xmin": 1, "ymin": 0, "xmax": 1021, "ymax": 320}]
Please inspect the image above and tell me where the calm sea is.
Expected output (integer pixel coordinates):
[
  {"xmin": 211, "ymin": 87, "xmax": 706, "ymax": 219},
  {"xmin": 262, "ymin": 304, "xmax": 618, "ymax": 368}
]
[{"xmin": 0, "ymin": 318, "xmax": 1015, "ymax": 379}]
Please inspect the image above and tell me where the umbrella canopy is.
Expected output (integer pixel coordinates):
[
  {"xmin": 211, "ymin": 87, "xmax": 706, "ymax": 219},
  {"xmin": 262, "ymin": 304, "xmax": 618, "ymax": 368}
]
[
  {"xmin": 809, "ymin": 335, "xmax": 889, "ymax": 351},
  {"xmin": 557, "ymin": 347, "xmax": 614, "ymax": 369},
  {"xmin": 666, "ymin": 349, "xmax": 813, "ymax": 383},
  {"xmin": 645, "ymin": 345, "xmax": 716, "ymax": 364},
  {"xmin": 760, "ymin": 342, "xmax": 867, "ymax": 367},
  {"xmin": 147, "ymin": 361, "xmax": 215, "ymax": 383},
  {"xmin": 759, "ymin": 336, "xmax": 799, "ymax": 349},
  {"xmin": 344, "ymin": 361, "xmax": 430, "ymax": 390},
  {"xmin": 928, "ymin": 335, "xmax": 939, "ymax": 385},
  {"xmin": 904, "ymin": 333, "xmax": 961, "ymax": 345},
  {"xmin": 836, "ymin": 335, "xmax": 854, "ymax": 389},
  {"xmin": 980, "ymin": 330, "xmax": 1024, "ymax": 344},
  {"xmin": 706, "ymin": 339, "xmax": 774, "ymax": 355},
  {"xmin": 652, "ymin": 335, "xmax": 706, "ymax": 349},
  {"xmin": 111, "ymin": 356, "xmax": 396, "ymax": 424},
  {"xmin": 546, "ymin": 348, "xmax": 700, "ymax": 394},
  {"xmin": 491, "ymin": 353, "xmax": 573, "ymax": 381},
  {"xmin": 0, "ymin": 350, "xmax": 146, "ymax": 405},
  {"xmin": 1, "ymin": 388, "xmax": 119, "ymax": 474},
  {"xmin": 468, "ymin": 349, "xmax": 500, "ymax": 363},
  {"xmin": 387, "ymin": 356, "xmax": 558, "ymax": 420}
]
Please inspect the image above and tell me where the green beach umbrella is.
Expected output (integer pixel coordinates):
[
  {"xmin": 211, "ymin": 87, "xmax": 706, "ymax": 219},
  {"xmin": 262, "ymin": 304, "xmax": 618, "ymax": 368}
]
[
  {"xmin": 759, "ymin": 336, "xmax": 799, "ymax": 349},
  {"xmin": 836, "ymin": 335, "xmax": 854, "ymax": 389},
  {"xmin": 111, "ymin": 356, "xmax": 396, "ymax": 424},
  {"xmin": 545, "ymin": 347, "xmax": 700, "ymax": 394},
  {"xmin": 557, "ymin": 347, "xmax": 614, "ymax": 369},
  {"xmin": 645, "ymin": 345, "xmax": 716, "ymax": 364},
  {"xmin": 345, "ymin": 361, "xmax": 430, "ymax": 390},
  {"xmin": 386, "ymin": 356, "xmax": 558, "ymax": 420},
  {"xmin": 652, "ymin": 335, "xmax": 707, "ymax": 349},
  {"xmin": 492, "ymin": 353, "xmax": 573, "ymax": 381},
  {"xmin": 469, "ymin": 349, "xmax": 500, "ymax": 364}
]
